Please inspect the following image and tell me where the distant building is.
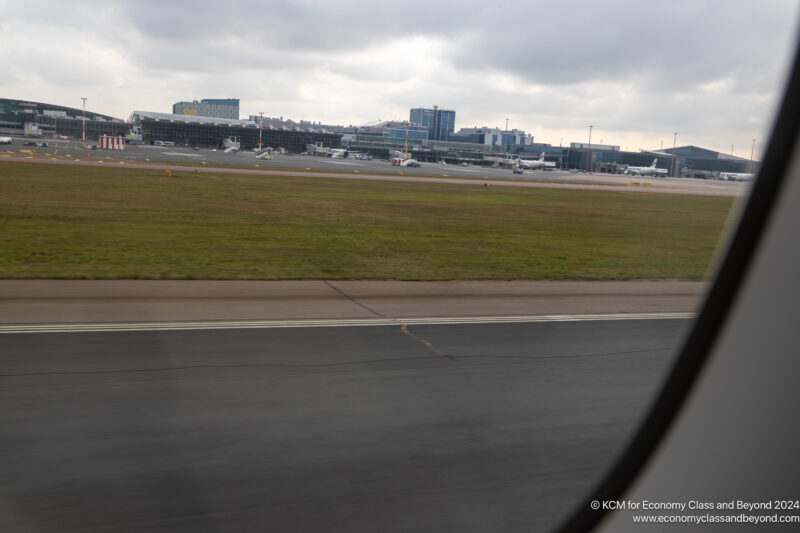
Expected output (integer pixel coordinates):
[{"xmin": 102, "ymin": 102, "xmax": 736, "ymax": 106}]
[
  {"xmin": 409, "ymin": 108, "xmax": 435, "ymax": 138},
  {"xmin": 356, "ymin": 121, "xmax": 428, "ymax": 141},
  {"xmin": 662, "ymin": 145, "xmax": 747, "ymax": 161},
  {"xmin": 450, "ymin": 127, "xmax": 501, "ymax": 146},
  {"xmin": 128, "ymin": 110, "xmax": 341, "ymax": 151},
  {"xmin": 410, "ymin": 106, "xmax": 455, "ymax": 141},
  {"xmin": 449, "ymin": 127, "xmax": 531, "ymax": 148},
  {"xmin": 0, "ymin": 97, "xmax": 127, "ymax": 140},
  {"xmin": 570, "ymin": 142, "xmax": 620, "ymax": 151},
  {"xmin": 447, "ymin": 130, "xmax": 485, "ymax": 144},
  {"xmin": 173, "ymin": 98, "xmax": 239, "ymax": 120},
  {"xmin": 502, "ymin": 130, "xmax": 530, "ymax": 147},
  {"xmin": 663, "ymin": 145, "xmax": 758, "ymax": 175}
]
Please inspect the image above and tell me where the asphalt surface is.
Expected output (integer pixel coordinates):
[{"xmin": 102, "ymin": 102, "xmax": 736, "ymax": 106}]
[
  {"xmin": 0, "ymin": 318, "xmax": 689, "ymax": 532},
  {"xmin": 2, "ymin": 138, "xmax": 749, "ymax": 196},
  {"xmin": 0, "ymin": 280, "xmax": 705, "ymax": 325}
]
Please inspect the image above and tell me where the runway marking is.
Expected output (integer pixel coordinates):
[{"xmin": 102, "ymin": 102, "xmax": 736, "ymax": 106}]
[
  {"xmin": 448, "ymin": 167, "xmax": 481, "ymax": 173},
  {"xmin": 0, "ymin": 312, "xmax": 694, "ymax": 334},
  {"xmin": 161, "ymin": 151, "xmax": 204, "ymax": 158}
]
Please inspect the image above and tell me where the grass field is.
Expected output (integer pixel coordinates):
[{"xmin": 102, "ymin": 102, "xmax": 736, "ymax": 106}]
[{"xmin": 0, "ymin": 161, "xmax": 737, "ymax": 280}]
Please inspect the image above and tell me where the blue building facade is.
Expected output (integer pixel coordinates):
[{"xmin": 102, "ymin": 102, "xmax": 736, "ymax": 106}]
[
  {"xmin": 410, "ymin": 106, "xmax": 455, "ymax": 141},
  {"xmin": 434, "ymin": 109, "xmax": 455, "ymax": 142}
]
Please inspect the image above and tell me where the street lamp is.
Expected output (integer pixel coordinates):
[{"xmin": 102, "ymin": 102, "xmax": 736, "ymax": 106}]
[
  {"xmin": 751, "ymin": 139, "xmax": 756, "ymax": 161},
  {"xmin": 587, "ymin": 125, "xmax": 593, "ymax": 172},
  {"xmin": 81, "ymin": 97, "xmax": 87, "ymax": 148},
  {"xmin": 673, "ymin": 132, "xmax": 677, "ymax": 149},
  {"xmin": 258, "ymin": 112, "xmax": 263, "ymax": 149}
]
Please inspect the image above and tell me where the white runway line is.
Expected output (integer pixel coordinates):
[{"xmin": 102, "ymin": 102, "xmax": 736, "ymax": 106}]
[
  {"xmin": 0, "ymin": 312, "xmax": 695, "ymax": 334},
  {"xmin": 161, "ymin": 151, "xmax": 204, "ymax": 158}
]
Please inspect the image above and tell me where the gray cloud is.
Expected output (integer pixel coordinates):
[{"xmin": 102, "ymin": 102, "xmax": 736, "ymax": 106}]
[{"xmin": 2, "ymin": 0, "xmax": 798, "ymax": 154}]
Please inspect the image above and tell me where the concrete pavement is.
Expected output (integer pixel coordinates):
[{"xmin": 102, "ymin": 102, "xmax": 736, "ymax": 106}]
[{"xmin": 0, "ymin": 279, "xmax": 707, "ymax": 325}]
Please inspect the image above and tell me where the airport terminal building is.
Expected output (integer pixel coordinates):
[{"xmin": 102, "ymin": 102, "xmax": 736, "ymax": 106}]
[
  {"xmin": 128, "ymin": 111, "xmax": 342, "ymax": 151},
  {"xmin": 0, "ymin": 98, "xmax": 128, "ymax": 139}
]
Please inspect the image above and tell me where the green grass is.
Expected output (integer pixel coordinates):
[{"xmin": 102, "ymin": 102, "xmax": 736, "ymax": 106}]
[{"xmin": 0, "ymin": 161, "xmax": 737, "ymax": 280}]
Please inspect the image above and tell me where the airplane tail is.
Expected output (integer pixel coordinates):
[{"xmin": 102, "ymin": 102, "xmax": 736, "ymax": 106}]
[{"xmin": 650, "ymin": 159, "xmax": 657, "ymax": 168}]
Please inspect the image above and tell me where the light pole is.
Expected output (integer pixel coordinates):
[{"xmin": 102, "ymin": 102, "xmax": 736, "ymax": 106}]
[
  {"xmin": 81, "ymin": 97, "xmax": 87, "ymax": 148},
  {"xmin": 731, "ymin": 144, "xmax": 734, "ymax": 156},
  {"xmin": 505, "ymin": 118, "xmax": 510, "ymax": 161},
  {"xmin": 751, "ymin": 138, "xmax": 756, "ymax": 161},
  {"xmin": 673, "ymin": 132, "xmax": 677, "ymax": 149},
  {"xmin": 587, "ymin": 125, "xmax": 593, "ymax": 172},
  {"xmin": 258, "ymin": 112, "xmax": 263, "ymax": 149}
]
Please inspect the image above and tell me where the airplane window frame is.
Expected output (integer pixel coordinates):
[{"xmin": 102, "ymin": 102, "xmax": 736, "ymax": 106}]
[{"xmin": 555, "ymin": 33, "xmax": 800, "ymax": 533}]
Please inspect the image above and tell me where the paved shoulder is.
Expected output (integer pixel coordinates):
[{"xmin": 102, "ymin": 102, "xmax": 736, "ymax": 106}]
[{"xmin": 0, "ymin": 280, "xmax": 707, "ymax": 325}]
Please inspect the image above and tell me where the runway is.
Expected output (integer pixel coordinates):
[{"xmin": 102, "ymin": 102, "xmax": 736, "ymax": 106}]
[
  {"xmin": 1, "ymin": 138, "xmax": 749, "ymax": 197},
  {"xmin": 0, "ymin": 317, "xmax": 689, "ymax": 532}
]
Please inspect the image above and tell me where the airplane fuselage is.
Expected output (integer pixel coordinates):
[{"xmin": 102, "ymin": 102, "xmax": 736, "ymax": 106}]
[
  {"xmin": 516, "ymin": 152, "xmax": 555, "ymax": 170},
  {"xmin": 625, "ymin": 159, "xmax": 667, "ymax": 176}
]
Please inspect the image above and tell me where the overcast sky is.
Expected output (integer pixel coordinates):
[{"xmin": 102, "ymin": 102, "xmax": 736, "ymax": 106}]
[{"xmin": 2, "ymin": 0, "xmax": 798, "ymax": 157}]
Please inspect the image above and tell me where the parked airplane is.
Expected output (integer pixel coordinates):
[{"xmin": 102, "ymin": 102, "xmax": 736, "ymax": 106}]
[
  {"xmin": 517, "ymin": 152, "xmax": 556, "ymax": 170},
  {"xmin": 306, "ymin": 141, "xmax": 351, "ymax": 158},
  {"xmin": 719, "ymin": 172, "xmax": 756, "ymax": 182},
  {"xmin": 392, "ymin": 156, "xmax": 420, "ymax": 167},
  {"xmin": 222, "ymin": 137, "xmax": 240, "ymax": 152},
  {"xmin": 625, "ymin": 159, "xmax": 668, "ymax": 176},
  {"xmin": 389, "ymin": 148, "xmax": 420, "ymax": 166},
  {"xmin": 329, "ymin": 147, "xmax": 350, "ymax": 158},
  {"xmin": 328, "ymin": 141, "xmax": 353, "ymax": 159}
]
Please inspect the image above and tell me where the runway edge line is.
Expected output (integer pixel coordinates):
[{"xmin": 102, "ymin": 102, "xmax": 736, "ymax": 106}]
[{"xmin": 0, "ymin": 312, "xmax": 694, "ymax": 334}]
